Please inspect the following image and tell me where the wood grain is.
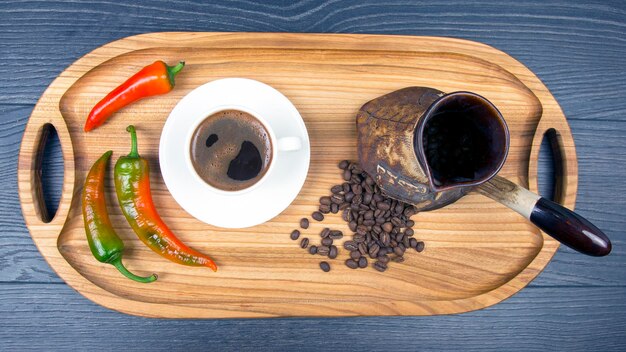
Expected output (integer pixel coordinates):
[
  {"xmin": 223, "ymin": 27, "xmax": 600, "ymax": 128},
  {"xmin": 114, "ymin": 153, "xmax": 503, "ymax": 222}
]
[
  {"xmin": 2, "ymin": 0, "xmax": 626, "ymax": 350},
  {"xmin": 1, "ymin": 283, "xmax": 625, "ymax": 351},
  {"xmin": 17, "ymin": 32, "xmax": 578, "ymax": 318}
]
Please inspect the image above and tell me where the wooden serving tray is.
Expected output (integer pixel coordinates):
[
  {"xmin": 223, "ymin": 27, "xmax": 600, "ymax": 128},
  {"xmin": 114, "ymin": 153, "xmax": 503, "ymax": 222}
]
[{"xmin": 18, "ymin": 32, "xmax": 577, "ymax": 318}]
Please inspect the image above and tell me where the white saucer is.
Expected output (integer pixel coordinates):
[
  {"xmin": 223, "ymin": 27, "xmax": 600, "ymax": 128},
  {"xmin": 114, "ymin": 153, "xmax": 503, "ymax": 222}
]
[{"xmin": 159, "ymin": 78, "xmax": 310, "ymax": 228}]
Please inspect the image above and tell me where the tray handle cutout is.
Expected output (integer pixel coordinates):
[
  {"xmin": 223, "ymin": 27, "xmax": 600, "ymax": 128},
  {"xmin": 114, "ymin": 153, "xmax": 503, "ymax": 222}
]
[{"xmin": 19, "ymin": 108, "xmax": 75, "ymax": 231}]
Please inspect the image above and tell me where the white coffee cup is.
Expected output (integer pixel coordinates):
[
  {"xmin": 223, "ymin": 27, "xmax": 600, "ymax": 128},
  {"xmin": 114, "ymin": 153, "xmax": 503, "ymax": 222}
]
[
  {"xmin": 184, "ymin": 106, "xmax": 302, "ymax": 195},
  {"xmin": 160, "ymin": 78, "xmax": 310, "ymax": 228}
]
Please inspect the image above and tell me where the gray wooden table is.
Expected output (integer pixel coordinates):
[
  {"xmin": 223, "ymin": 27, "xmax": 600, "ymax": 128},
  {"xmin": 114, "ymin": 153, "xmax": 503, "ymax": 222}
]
[{"xmin": 1, "ymin": 1, "xmax": 624, "ymax": 351}]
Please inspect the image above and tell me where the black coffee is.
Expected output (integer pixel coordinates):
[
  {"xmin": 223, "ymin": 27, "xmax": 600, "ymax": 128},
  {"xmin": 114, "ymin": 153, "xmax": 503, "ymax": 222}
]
[
  {"xmin": 419, "ymin": 94, "xmax": 503, "ymax": 187},
  {"xmin": 190, "ymin": 110, "xmax": 272, "ymax": 191}
]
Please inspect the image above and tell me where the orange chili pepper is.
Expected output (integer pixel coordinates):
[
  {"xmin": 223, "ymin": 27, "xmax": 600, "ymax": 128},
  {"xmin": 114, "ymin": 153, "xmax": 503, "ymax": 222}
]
[
  {"xmin": 84, "ymin": 60, "xmax": 185, "ymax": 132},
  {"xmin": 82, "ymin": 150, "xmax": 158, "ymax": 283},
  {"xmin": 114, "ymin": 126, "xmax": 218, "ymax": 271}
]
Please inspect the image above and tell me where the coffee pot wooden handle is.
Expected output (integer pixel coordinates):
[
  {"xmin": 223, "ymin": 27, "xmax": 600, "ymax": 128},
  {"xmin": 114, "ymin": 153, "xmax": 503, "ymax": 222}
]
[{"xmin": 478, "ymin": 176, "xmax": 611, "ymax": 256}]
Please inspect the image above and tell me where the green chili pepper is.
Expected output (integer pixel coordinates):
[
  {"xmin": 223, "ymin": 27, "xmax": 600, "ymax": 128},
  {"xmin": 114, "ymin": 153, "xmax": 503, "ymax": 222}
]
[{"xmin": 82, "ymin": 150, "xmax": 158, "ymax": 283}]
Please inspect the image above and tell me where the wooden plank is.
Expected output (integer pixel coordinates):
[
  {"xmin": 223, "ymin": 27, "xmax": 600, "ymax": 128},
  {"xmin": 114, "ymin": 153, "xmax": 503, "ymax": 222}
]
[
  {"xmin": 0, "ymin": 1, "xmax": 624, "ymax": 105},
  {"xmin": 0, "ymin": 283, "xmax": 624, "ymax": 351}
]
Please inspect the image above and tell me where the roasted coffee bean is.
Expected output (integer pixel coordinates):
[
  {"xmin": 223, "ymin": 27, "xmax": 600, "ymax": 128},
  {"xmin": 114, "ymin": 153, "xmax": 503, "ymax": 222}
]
[
  {"xmin": 319, "ymin": 204, "xmax": 330, "ymax": 214},
  {"xmin": 363, "ymin": 183, "xmax": 374, "ymax": 194},
  {"xmin": 363, "ymin": 219, "xmax": 375, "ymax": 226},
  {"xmin": 353, "ymin": 234, "xmax": 365, "ymax": 243},
  {"xmin": 320, "ymin": 261, "xmax": 331, "ymax": 272},
  {"xmin": 321, "ymin": 237, "xmax": 333, "ymax": 246},
  {"xmin": 320, "ymin": 227, "xmax": 330, "ymax": 238},
  {"xmin": 368, "ymin": 243, "xmax": 380, "ymax": 258},
  {"xmin": 377, "ymin": 202, "xmax": 390, "ymax": 211},
  {"xmin": 343, "ymin": 182, "xmax": 351, "ymax": 193},
  {"xmin": 312, "ymin": 211, "xmax": 324, "ymax": 221},
  {"xmin": 406, "ymin": 220, "xmax": 415, "ymax": 227},
  {"xmin": 356, "ymin": 225, "xmax": 368, "ymax": 235},
  {"xmin": 374, "ymin": 261, "xmax": 387, "ymax": 272},
  {"xmin": 331, "ymin": 203, "xmax": 339, "ymax": 214},
  {"xmin": 350, "ymin": 250, "xmax": 361, "ymax": 260},
  {"xmin": 363, "ymin": 192, "xmax": 372, "ymax": 204},
  {"xmin": 394, "ymin": 246, "xmax": 405, "ymax": 256},
  {"xmin": 339, "ymin": 202, "xmax": 350, "ymax": 210},
  {"xmin": 345, "ymin": 259, "xmax": 359, "ymax": 269},
  {"xmin": 342, "ymin": 209, "xmax": 351, "ymax": 221},
  {"xmin": 348, "ymin": 163, "xmax": 357, "ymax": 170},
  {"xmin": 372, "ymin": 225, "xmax": 382, "ymax": 234},
  {"xmin": 309, "ymin": 245, "xmax": 318, "ymax": 255},
  {"xmin": 349, "ymin": 221, "xmax": 358, "ymax": 232},
  {"xmin": 300, "ymin": 218, "xmax": 309, "ymax": 229},
  {"xmin": 373, "ymin": 193, "xmax": 383, "ymax": 202},
  {"xmin": 329, "ymin": 230, "xmax": 343, "ymax": 240},
  {"xmin": 351, "ymin": 184, "xmax": 362, "ymax": 195},
  {"xmin": 358, "ymin": 242, "xmax": 367, "ymax": 256},
  {"xmin": 399, "ymin": 243, "xmax": 406, "ymax": 252},
  {"xmin": 290, "ymin": 230, "xmax": 301, "ymax": 240},
  {"xmin": 344, "ymin": 192, "xmax": 355, "ymax": 202},
  {"xmin": 378, "ymin": 255, "xmax": 390, "ymax": 264},
  {"xmin": 319, "ymin": 196, "xmax": 332, "ymax": 205},
  {"xmin": 390, "ymin": 240, "xmax": 398, "ymax": 247},
  {"xmin": 404, "ymin": 206, "xmax": 417, "ymax": 217},
  {"xmin": 395, "ymin": 204, "xmax": 404, "ymax": 215},
  {"xmin": 300, "ymin": 237, "xmax": 309, "ymax": 249},
  {"xmin": 391, "ymin": 217, "xmax": 402, "ymax": 227},
  {"xmin": 382, "ymin": 222, "xmax": 393, "ymax": 233},
  {"xmin": 364, "ymin": 210, "xmax": 374, "ymax": 220},
  {"xmin": 352, "ymin": 194, "xmax": 362, "ymax": 205},
  {"xmin": 331, "ymin": 194, "xmax": 344, "ymax": 204},
  {"xmin": 403, "ymin": 236, "xmax": 410, "ymax": 248},
  {"xmin": 391, "ymin": 227, "xmax": 399, "ymax": 235},
  {"xmin": 405, "ymin": 228, "xmax": 414, "ymax": 236},
  {"xmin": 365, "ymin": 175, "xmax": 375, "ymax": 186},
  {"xmin": 381, "ymin": 232, "xmax": 390, "ymax": 245},
  {"xmin": 395, "ymin": 233, "xmax": 404, "ymax": 242},
  {"xmin": 366, "ymin": 233, "xmax": 372, "ymax": 243},
  {"xmin": 317, "ymin": 245, "xmax": 330, "ymax": 255},
  {"xmin": 344, "ymin": 241, "xmax": 358, "ymax": 251},
  {"xmin": 329, "ymin": 245, "xmax": 338, "ymax": 259},
  {"xmin": 378, "ymin": 247, "xmax": 388, "ymax": 256},
  {"xmin": 375, "ymin": 217, "xmax": 385, "ymax": 224},
  {"xmin": 350, "ymin": 203, "xmax": 360, "ymax": 211},
  {"xmin": 410, "ymin": 238, "xmax": 418, "ymax": 248},
  {"xmin": 357, "ymin": 215, "xmax": 364, "ymax": 223},
  {"xmin": 338, "ymin": 160, "xmax": 350, "ymax": 169},
  {"xmin": 343, "ymin": 169, "xmax": 352, "ymax": 181},
  {"xmin": 358, "ymin": 256, "xmax": 368, "ymax": 268},
  {"xmin": 415, "ymin": 241, "xmax": 425, "ymax": 252},
  {"xmin": 331, "ymin": 185, "xmax": 343, "ymax": 194}
]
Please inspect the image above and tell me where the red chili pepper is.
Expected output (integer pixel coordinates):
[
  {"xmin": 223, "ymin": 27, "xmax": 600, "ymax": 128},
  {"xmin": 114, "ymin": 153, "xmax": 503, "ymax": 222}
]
[
  {"xmin": 114, "ymin": 126, "xmax": 218, "ymax": 271},
  {"xmin": 84, "ymin": 60, "xmax": 185, "ymax": 132}
]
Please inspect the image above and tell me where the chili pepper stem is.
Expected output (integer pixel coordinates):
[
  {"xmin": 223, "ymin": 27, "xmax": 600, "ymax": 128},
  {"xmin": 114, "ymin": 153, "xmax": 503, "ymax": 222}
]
[
  {"xmin": 126, "ymin": 125, "xmax": 139, "ymax": 158},
  {"xmin": 169, "ymin": 61, "xmax": 185, "ymax": 74},
  {"xmin": 111, "ymin": 257, "xmax": 157, "ymax": 283}
]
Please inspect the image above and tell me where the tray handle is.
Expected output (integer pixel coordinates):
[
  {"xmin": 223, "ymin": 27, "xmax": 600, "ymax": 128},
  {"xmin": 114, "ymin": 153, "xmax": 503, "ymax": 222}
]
[
  {"xmin": 478, "ymin": 123, "xmax": 611, "ymax": 256},
  {"xmin": 18, "ymin": 107, "xmax": 75, "ymax": 232}
]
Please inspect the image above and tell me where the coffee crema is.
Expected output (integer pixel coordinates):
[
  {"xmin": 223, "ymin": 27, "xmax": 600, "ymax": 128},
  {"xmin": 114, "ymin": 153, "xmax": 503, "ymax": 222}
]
[{"xmin": 190, "ymin": 110, "xmax": 272, "ymax": 191}]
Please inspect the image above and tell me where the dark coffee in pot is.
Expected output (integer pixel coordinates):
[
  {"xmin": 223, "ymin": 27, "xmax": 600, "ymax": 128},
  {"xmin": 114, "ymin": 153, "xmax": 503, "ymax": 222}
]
[
  {"xmin": 190, "ymin": 109, "xmax": 272, "ymax": 191},
  {"xmin": 418, "ymin": 94, "xmax": 507, "ymax": 188}
]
